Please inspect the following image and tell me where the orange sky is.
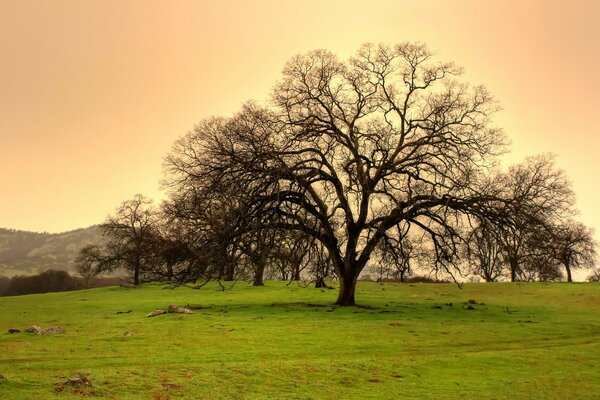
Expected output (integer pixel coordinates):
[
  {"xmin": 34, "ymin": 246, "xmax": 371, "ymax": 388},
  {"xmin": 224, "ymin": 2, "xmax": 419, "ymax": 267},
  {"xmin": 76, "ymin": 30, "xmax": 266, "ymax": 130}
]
[{"xmin": 1, "ymin": 0, "xmax": 599, "ymax": 235}]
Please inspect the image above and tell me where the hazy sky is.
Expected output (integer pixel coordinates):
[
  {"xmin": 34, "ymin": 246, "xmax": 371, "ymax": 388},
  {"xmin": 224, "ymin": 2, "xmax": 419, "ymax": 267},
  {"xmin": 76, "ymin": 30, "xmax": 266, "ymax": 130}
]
[{"xmin": 1, "ymin": 0, "xmax": 599, "ymax": 234}]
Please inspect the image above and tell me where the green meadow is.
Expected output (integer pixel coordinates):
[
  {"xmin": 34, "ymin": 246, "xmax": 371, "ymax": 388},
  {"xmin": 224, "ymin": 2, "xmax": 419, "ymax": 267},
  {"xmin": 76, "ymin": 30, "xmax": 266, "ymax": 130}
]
[{"xmin": 0, "ymin": 281, "xmax": 599, "ymax": 399}]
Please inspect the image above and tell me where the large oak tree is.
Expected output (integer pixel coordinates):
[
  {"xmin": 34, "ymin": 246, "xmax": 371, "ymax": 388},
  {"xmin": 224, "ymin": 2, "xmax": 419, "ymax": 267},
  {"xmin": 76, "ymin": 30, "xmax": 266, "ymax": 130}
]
[{"xmin": 165, "ymin": 43, "xmax": 519, "ymax": 305}]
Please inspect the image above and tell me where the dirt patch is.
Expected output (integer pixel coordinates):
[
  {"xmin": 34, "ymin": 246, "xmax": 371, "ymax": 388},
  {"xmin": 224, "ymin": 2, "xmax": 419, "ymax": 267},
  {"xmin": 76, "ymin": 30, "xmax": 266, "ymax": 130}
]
[{"xmin": 55, "ymin": 374, "xmax": 95, "ymax": 396}]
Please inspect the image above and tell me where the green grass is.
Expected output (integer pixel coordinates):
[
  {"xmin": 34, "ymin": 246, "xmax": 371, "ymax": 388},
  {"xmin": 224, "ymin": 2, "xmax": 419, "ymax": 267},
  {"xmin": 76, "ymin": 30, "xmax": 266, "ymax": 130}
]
[{"xmin": 1, "ymin": 281, "xmax": 599, "ymax": 399}]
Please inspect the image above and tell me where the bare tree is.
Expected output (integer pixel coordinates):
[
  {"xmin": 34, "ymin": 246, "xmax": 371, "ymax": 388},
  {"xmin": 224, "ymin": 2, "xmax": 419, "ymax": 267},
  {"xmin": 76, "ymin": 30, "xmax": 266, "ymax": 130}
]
[
  {"xmin": 588, "ymin": 268, "xmax": 600, "ymax": 282},
  {"xmin": 159, "ymin": 170, "xmax": 264, "ymax": 286},
  {"xmin": 75, "ymin": 244, "xmax": 105, "ymax": 288},
  {"xmin": 238, "ymin": 227, "xmax": 278, "ymax": 286},
  {"xmin": 465, "ymin": 220, "xmax": 505, "ymax": 282},
  {"xmin": 542, "ymin": 220, "xmax": 596, "ymax": 282},
  {"xmin": 165, "ymin": 42, "xmax": 515, "ymax": 305},
  {"xmin": 494, "ymin": 155, "xmax": 575, "ymax": 281},
  {"xmin": 75, "ymin": 194, "xmax": 159, "ymax": 286},
  {"xmin": 269, "ymin": 230, "xmax": 313, "ymax": 281},
  {"xmin": 375, "ymin": 223, "xmax": 418, "ymax": 282}
]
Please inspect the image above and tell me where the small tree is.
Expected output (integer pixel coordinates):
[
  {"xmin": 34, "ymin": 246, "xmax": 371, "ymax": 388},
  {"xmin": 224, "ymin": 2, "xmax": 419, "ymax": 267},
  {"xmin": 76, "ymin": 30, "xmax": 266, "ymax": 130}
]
[
  {"xmin": 75, "ymin": 194, "xmax": 159, "ymax": 285},
  {"xmin": 544, "ymin": 220, "xmax": 596, "ymax": 282},
  {"xmin": 588, "ymin": 268, "xmax": 600, "ymax": 282},
  {"xmin": 465, "ymin": 221, "xmax": 504, "ymax": 282},
  {"xmin": 375, "ymin": 224, "xmax": 418, "ymax": 282},
  {"xmin": 75, "ymin": 244, "xmax": 104, "ymax": 288},
  {"xmin": 494, "ymin": 155, "xmax": 575, "ymax": 281}
]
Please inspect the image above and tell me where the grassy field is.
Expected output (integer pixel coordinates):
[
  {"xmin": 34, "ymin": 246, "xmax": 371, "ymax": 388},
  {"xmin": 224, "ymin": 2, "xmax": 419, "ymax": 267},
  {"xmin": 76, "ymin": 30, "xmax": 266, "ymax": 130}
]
[{"xmin": 0, "ymin": 281, "xmax": 599, "ymax": 399}]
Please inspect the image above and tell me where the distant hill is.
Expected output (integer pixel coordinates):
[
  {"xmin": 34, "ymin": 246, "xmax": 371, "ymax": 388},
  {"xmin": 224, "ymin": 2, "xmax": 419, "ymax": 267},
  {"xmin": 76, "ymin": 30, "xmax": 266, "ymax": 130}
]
[{"xmin": 0, "ymin": 226, "xmax": 102, "ymax": 277}]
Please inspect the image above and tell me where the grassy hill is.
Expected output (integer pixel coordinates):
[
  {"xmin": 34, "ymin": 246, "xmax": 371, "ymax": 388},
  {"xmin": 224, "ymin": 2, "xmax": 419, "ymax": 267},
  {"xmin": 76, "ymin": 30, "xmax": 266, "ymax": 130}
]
[
  {"xmin": 0, "ymin": 281, "xmax": 599, "ymax": 399},
  {"xmin": 0, "ymin": 226, "xmax": 101, "ymax": 277}
]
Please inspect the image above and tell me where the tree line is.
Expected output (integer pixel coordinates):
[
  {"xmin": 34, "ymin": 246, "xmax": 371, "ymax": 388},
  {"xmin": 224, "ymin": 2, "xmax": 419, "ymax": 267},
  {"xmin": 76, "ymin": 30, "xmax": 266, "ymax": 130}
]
[
  {"xmin": 0, "ymin": 270, "xmax": 120, "ymax": 297},
  {"xmin": 77, "ymin": 43, "xmax": 599, "ymax": 305}
]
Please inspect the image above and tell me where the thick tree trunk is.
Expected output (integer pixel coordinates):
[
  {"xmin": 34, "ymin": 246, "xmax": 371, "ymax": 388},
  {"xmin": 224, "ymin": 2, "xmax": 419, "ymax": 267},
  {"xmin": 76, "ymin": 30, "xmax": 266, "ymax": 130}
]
[
  {"xmin": 483, "ymin": 270, "xmax": 493, "ymax": 282},
  {"xmin": 253, "ymin": 263, "xmax": 265, "ymax": 286},
  {"xmin": 335, "ymin": 271, "xmax": 357, "ymax": 306}
]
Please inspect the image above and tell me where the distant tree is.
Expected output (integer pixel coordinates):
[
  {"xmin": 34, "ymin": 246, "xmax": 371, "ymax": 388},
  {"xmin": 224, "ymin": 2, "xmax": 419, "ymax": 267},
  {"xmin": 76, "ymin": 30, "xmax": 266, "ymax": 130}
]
[
  {"xmin": 75, "ymin": 194, "xmax": 158, "ymax": 286},
  {"xmin": 75, "ymin": 244, "xmax": 104, "ymax": 288},
  {"xmin": 237, "ymin": 227, "xmax": 278, "ymax": 286},
  {"xmin": 465, "ymin": 220, "xmax": 505, "ymax": 282},
  {"xmin": 542, "ymin": 220, "xmax": 597, "ymax": 282},
  {"xmin": 269, "ymin": 230, "xmax": 312, "ymax": 281},
  {"xmin": 159, "ymin": 180, "xmax": 250, "ymax": 286},
  {"xmin": 146, "ymin": 228, "xmax": 194, "ymax": 282},
  {"xmin": 494, "ymin": 155, "xmax": 575, "ymax": 281},
  {"xmin": 0, "ymin": 276, "xmax": 10, "ymax": 296},
  {"xmin": 375, "ymin": 224, "xmax": 418, "ymax": 282},
  {"xmin": 588, "ymin": 268, "xmax": 600, "ymax": 282},
  {"xmin": 4, "ymin": 270, "xmax": 82, "ymax": 296}
]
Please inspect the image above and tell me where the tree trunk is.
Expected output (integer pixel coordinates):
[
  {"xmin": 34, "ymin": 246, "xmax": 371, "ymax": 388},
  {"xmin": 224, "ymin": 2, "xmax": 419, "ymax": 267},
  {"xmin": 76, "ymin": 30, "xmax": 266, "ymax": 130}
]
[
  {"xmin": 509, "ymin": 258, "xmax": 518, "ymax": 282},
  {"xmin": 315, "ymin": 277, "xmax": 328, "ymax": 288},
  {"xmin": 565, "ymin": 264, "xmax": 573, "ymax": 282},
  {"xmin": 335, "ymin": 271, "xmax": 357, "ymax": 306},
  {"xmin": 293, "ymin": 264, "xmax": 301, "ymax": 281},
  {"xmin": 223, "ymin": 260, "xmax": 235, "ymax": 281},
  {"xmin": 133, "ymin": 264, "xmax": 140, "ymax": 285},
  {"xmin": 484, "ymin": 270, "xmax": 493, "ymax": 282},
  {"xmin": 166, "ymin": 263, "xmax": 173, "ymax": 281},
  {"xmin": 253, "ymin": 263, "xmax": 265, "ymax": 286}
]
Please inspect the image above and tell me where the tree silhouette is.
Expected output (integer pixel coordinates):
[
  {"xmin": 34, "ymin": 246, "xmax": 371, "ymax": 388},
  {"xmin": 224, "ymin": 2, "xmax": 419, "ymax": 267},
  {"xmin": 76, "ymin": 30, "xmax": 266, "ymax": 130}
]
[{"xmin": 165, "ymin": 42, "xmax": 521, "ymax": 305}]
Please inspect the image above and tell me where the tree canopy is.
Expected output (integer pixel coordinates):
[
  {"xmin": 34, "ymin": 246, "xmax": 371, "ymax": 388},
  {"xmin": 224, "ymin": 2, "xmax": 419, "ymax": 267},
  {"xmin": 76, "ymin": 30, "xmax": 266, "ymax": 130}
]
[{"xmin": 164, "ymin": 42, "xmax": 530, "ymax": 305}]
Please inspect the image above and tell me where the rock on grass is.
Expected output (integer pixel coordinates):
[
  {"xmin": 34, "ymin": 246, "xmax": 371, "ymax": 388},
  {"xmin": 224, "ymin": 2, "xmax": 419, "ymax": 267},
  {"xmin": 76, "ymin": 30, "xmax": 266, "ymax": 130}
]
[
  {"xmin": 167, "ymin": 305, "xmax": 194, "ymax": 314},
  {"xmin": 25, "ymin": 325, "xmax": 65, "ymax": 335},
  {"xmin": 147, "ymin": 309, "xmax": 167, "ymax": 317}
]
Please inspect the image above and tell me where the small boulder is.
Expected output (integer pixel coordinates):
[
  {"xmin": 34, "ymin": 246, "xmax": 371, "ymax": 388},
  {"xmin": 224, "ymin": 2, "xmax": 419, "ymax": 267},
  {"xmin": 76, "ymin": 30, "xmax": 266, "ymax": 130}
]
[
  {"xmin": 43, "ymin": 326, "xmax": 65, "ymax": 335},
  {"xmin": 167, "ymin": 305, "xmax": 194, "ymax": 314},
  {"xmin": 25, "ymin": 325, "xmax": 64, "ymax": 335},
  {"xmin": 8, "ymin": 328, "xmax": 21, "ymax": 334},
  {"xmin": 25, "ymin": 325, "xmax": 43, "ymax": 334},
  {"xmin": 147, "ymin": 309, "xmax": 167, "ymax": 318}
]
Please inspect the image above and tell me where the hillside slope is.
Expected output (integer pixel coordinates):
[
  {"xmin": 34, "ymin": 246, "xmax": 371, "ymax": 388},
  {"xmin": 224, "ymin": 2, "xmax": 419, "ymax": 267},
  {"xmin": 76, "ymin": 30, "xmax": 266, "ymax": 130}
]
[{"xmin": 0, "ymin": 226, "xmax": 102, "ymax": 277}]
